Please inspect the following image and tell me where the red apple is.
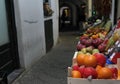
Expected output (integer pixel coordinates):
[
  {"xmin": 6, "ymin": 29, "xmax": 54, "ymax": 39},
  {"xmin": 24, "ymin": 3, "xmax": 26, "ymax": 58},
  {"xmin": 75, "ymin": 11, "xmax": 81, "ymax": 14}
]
[
  {"xmin": 78, "ymin": 66, "xmax": 85, "ymax": 77},
  {"xmin": 76, "ymin": 43, "xmax": 86, "ymax": 51},
  {"xmin": 80, "ymin": 36, "xmax": 89, "ymax": 41},
  {"xmin": 93, "ymin": 53, "xmax": 106, "ymax": 66},
  {"xmin": 80, "ymin": 39, "xmax": 87, "ymax": 45},
  {"xmin": 110, "ymin": 67, "xmax": 118, "ymax": 79},
  {"xmin": 98, "ymin": 43, "xmax": 106, "ymax": 52},
  {"xmin": 92, "ymin": 38, "xmax": 103, "ymax": 47},
  {"xmin": 72, "ymin": 65, "xmax": 79, "ymax": 71},
  {"xmin": 83, "ymin": 67, "xmax": 98, "ymax": 79},
  {"xmin": 84, "ymin": 39, "xmax": 92, "ymax": 47}
]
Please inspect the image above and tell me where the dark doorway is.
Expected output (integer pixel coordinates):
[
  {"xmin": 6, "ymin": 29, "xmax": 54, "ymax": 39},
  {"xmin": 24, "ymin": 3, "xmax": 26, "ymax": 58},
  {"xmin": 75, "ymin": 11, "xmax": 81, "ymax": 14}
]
[
  {"xmin": 44, "ymin": 19, "xmax": 54, "ymax": 53},
  {"xmin": 59, "ymin": 1, "xmax": 82, "ymax": 32},
  {"xmin": 0, "ymin": 0, "xmax": 20, "ymax": 75}
]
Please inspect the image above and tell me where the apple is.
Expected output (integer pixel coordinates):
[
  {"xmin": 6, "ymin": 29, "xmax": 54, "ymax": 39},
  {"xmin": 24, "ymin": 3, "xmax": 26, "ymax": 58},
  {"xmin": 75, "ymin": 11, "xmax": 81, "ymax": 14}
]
[
  {"xmin": 86, "ymin": 46, "xmax": 94, "ymax": 53},
  {"xmin": 80, "ymin": 36, "xmax": 89, "ymax": 41},
  {"xmin": 78, "ymin": 66, "xmax": 85, "ymax": 78},
  {"xmin": 110, "ymin": 67, "xmax": 118, "ymax": 79},
  {"xmin": 80, "ymin": 39, "xmax": 87, "ymax": 45},
  {"xmin": 83, "ymin": 67, "xmax": 98, "ymax": 79},
  {"xmin": 81, "ymin": 48, "xmax": 87, "ymax": 54},
  {"xmin": 92, "ymin": 49, "xmax": 99, "ymax": 54},
  {"xmin": 98, "ymin": 43, "xmax": 106, "ymax": 52},
  {"xmin": 92, "ymin": 38, "xmax": 103, "ymax": 47},
  {"xmin": 84, "ymin": 39, "xmax": 92, "ymax": 47},
  {"xmin": 86, "ymin": 53, "xmax": 91, "ymax": 56},
  {"xmin": 93, "ymin": 53, "xmax": 106, "ymax": 66},
  {"xmin": 76, "ymin": 43, "xmax": 86, "ymax": 51},
  {"xmin": 92, "ymin": 39, "xmax": 98, "ymax": 47},
  {"xmin": 72, "ymin": 65, "xmax": 79, "ymax": 71},
  {"xmin": 77, "ymin": 51, "xmax": 83, "ymax": 55}
]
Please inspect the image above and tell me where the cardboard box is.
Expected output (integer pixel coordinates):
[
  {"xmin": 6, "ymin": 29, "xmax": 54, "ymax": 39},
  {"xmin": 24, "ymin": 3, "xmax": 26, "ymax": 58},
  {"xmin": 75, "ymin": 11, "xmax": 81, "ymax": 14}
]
[{"xmin": 68, "ymin": 52, "xmax": 120, "ymax": 84}]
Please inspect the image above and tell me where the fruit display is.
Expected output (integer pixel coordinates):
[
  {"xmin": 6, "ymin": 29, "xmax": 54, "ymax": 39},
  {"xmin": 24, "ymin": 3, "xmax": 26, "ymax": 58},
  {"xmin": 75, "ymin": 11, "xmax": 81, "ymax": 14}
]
[
  {"xmin": 76, "ymin": 22, "xmax": 111, "ymax": 53},
  {"xmin": 76, "ymin": 20, "xmax": 120, "ymax": 66},
  {"xmin": 71, "ymin": 52, "xmax": 119, "ymax": 80},
  {"xmin": 69, "ymin": 19, "xmax": 120, "ymax": 81}
]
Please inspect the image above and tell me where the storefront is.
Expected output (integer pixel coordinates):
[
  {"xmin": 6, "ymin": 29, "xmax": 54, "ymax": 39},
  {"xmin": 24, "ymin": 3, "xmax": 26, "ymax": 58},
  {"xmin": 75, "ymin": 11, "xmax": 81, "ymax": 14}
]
[{"xmin": 0, "ymin": 0, "xmax": 20, "ymax": 75}]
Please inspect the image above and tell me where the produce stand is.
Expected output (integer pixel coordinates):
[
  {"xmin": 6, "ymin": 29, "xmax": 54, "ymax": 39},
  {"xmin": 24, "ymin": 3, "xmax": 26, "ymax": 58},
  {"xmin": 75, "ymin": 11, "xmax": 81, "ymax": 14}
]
[
  {"xmin": 67, "ymin": 52, "xmax": 120, "ymax": 84},
  {"xmin": 67, "ymin": 19, "xmax": 120, "ymax": 84}
]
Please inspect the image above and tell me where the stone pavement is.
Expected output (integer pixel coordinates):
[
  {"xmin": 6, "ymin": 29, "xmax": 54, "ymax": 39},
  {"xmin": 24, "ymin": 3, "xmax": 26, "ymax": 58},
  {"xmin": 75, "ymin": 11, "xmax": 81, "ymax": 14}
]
[{"xmin": 12, "ymin": 32, "xmax": 79, "ymax": 84}]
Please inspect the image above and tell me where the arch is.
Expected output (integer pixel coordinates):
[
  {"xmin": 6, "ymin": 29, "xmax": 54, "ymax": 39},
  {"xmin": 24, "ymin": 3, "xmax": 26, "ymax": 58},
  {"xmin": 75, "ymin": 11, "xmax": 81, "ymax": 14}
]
[{"xmin": 59, "ymin": 2, "xmax": 77, "ymax": 26}]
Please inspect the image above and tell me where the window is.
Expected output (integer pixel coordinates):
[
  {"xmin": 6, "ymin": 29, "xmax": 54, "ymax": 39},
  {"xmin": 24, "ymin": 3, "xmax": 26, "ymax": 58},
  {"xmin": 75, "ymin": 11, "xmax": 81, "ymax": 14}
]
[{"xmin": 43, "ymin": 0, "xmax": 54, "ymax": 17}]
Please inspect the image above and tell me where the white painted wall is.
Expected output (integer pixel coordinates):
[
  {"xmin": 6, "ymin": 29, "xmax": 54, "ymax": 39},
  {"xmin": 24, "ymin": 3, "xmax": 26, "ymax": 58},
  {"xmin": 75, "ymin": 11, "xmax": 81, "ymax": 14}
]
[
  {"xmin": 50, "ymin": 0, "xmax": 59, "ymax": 46},
  {"xmin": 14, "ymin": 0, "xmax": 59, "ymax": 68}
]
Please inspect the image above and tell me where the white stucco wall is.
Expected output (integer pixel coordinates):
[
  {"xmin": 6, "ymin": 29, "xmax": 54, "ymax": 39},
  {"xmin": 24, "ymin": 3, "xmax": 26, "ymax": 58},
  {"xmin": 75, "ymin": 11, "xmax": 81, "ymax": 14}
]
[
  {"xmin": 14, "ymin": 0, "xmax": 59, "ymax": 68},
  {"xmin": 51, "ymin": 0, "xmax": 59, "ymax": 45}
]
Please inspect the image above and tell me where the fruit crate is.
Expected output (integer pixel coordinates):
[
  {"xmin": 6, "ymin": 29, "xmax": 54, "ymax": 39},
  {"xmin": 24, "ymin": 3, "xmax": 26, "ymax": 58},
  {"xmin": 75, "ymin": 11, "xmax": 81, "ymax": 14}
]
[
  {"xmin": 68, "ymin": 67, "xmax": 120, "ymax": 84},
  {"xmin": 68, "ymin": 52, "xmax": 120, "ymax": 84}
]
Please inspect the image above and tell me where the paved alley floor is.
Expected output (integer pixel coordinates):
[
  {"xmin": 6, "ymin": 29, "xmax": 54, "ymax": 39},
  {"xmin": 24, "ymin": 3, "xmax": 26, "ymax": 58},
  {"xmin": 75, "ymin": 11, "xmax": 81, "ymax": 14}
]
[{"xmin": 12, "ymin": 32, "xmax": 79, "ymax": 84}]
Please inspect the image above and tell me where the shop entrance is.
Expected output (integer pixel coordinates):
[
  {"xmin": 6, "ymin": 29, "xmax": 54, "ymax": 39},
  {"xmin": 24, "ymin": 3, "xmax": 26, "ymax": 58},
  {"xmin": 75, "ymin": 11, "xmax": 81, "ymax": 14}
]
[{"xmin": 0, "ymin": 0, "xmax": 19, "ymax": 75}]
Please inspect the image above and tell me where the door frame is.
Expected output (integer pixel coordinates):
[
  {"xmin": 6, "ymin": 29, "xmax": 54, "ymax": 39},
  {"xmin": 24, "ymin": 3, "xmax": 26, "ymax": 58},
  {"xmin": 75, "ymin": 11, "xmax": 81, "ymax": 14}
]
[{"xmin": 4, "ymin": 0, "xmax": 20, "ymax": 69}]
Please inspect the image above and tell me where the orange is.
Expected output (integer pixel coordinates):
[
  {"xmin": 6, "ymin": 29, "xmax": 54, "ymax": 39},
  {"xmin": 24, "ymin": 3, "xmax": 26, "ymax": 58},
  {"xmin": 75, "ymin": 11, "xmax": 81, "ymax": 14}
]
[
  {"xmin": 76, "ymin": 53, "xmax": 86, "ymax": 66},
  {"xmin": 96, "ymin": 65, "xmax": 102, "ymax": 73},
  {"xmin": 98, "ymin": 67, "xmax": 112, "ymax": 79},
  {"xmin": 84, "ymin": 55, "xmax": 97, "ymax": 67},
  {"xmin": 71, "ymin": 70, "xmax": 81, "ymax": 78},
  {"xmin": 92, "ymin": 34, "xmax": 99, "ymax": 39},
  {"xmin": 118, "ymin": 69, "xmax": 120, "ymax": 80}
]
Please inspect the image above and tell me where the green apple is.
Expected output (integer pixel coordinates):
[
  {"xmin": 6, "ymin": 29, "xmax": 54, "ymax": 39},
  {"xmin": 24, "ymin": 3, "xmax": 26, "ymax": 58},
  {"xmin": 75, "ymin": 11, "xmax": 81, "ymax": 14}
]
[
  {"xmin": 77, "ymin": 51, "xmax": 83, "ymax": 55},
  {"xmin": 92, "ymin": 49, "xmax": 99, "ymax": 54},
  {"xmin": 86, "ymin": 53, "xmax": 91, "ymax": 56},
  {"xmin": 81, "ymin": 48, "xmax": 87, "ymax": 54},
  {"xmin": 86, "ymin": 46, "xmax": 93, "ymax": 53}
]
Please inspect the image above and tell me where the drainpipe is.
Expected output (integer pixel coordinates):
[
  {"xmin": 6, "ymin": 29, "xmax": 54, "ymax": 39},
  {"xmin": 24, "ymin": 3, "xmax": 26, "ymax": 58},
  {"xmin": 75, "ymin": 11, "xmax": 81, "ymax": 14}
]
[{"xmin": 111, "ymin": 0, "xmax": 115, "ymax": 26}]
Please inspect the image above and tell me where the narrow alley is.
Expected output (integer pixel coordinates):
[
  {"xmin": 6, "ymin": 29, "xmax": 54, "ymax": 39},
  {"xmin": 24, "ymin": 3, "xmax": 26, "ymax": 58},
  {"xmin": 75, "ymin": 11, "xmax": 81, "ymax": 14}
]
[
  {"xmin": 1, "ymin": 0, "xmax": 120, "ymax": 84},
  {"xmin": 12, "ymin": 32, "xmax": 79, "ymax": 84}
]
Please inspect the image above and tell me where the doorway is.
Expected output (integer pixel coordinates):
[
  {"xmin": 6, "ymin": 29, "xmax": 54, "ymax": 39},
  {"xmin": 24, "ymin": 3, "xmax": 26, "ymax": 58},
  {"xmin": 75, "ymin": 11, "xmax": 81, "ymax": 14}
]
[
  {"xmin": 44, "ymin": 19, "xmax": 54, "ymax": 53},
  {"xmin": 0, "ymin": 0, "xmax": 20, "ymax": 75}
]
